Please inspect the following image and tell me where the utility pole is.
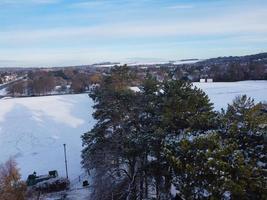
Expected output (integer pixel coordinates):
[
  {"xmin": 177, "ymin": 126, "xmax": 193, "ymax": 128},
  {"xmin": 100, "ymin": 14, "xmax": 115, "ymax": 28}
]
[{"xmin": 63, "ymin": 144, "xmax": 69, "ymax": 179}]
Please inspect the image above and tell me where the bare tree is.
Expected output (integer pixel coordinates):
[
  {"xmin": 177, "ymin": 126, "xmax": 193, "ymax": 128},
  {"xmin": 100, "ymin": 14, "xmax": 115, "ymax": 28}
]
[
  {"xmin": 7, "ymin": 81, "xmax": 25, "ymax": 97},
  {"xmin": 0, "ymin": 158, "xmax": 26, "ymax": 200}
]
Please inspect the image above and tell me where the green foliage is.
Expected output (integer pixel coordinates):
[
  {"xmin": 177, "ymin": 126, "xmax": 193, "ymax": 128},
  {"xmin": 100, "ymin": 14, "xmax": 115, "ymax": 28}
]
[
  {"xmin": 81, "ymin": 66, "xmax": 266, "ymax": 200},
  {"xmin": 165, "ymin": 95, "xmax": 267, "ymax": 199},
  {"xmin": 161, "ymin": 80, "xmax": 215, "ymax": 131}
]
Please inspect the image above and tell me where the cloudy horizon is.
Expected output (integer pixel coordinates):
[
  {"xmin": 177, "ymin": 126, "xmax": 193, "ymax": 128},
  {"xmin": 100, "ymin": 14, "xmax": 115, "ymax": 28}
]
[{"xmin": 1, "ymin": 0, "xmax": 267, "ymax": 67}]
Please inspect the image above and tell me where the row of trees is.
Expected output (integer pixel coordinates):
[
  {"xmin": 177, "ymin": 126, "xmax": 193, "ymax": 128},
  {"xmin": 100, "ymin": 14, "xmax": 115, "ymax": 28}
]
[
  {"xmin": 7, "ymin": 70, "xmax": 102, "ymax": 96},
  {"xmin": 7, "ymin": 76, "xmax": 56, "ymax": 96},
  {"xmin": 81, "ymin": 66, "xmax": 267, "ymax": 200},
  {"xmin": 209, "ymin": 62, "xmax": 267, "ymax": 82}
]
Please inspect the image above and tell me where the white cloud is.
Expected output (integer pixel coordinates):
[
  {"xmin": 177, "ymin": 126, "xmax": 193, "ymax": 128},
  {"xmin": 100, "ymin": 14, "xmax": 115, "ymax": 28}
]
[
  {"xmin": 167, "ymin": 4, "xmax": 194, "ymax": 9},
  {"xmin": 1, "ymin": 7, "xmax": 267, "ymax": 45},
  {"xmin": 0, "ymin": 0, "xmax": 60, "ymax": 5},
  {"xmin": 69, "ymin": 1, "xmax": 106, "ymax": 8}
]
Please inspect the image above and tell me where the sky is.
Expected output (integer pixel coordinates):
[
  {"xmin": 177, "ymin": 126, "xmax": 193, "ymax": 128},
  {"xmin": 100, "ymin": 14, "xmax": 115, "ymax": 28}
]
[{"xmin": 0, "ymin": 0, "xmax": 267, "ymax": 67}]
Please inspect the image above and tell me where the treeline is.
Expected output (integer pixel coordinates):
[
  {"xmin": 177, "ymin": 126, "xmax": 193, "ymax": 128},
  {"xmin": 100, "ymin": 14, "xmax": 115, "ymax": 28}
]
[
  {"xmin": 81, "ymin": 66, "xmax": 267, "ymax": 200},
  {"xmin": 182, "ymin": 52, "xmax": 267, "ymax": 81},
  {"xmin": 205, "ymin": 62, "xmax": 267, "ymax": 81},
  {"xmin": 7, "ymin": 69, "xmax": 101, "ymax": 97},
  {"xmin": 172, "ymin": 61, "xmax": 267, "ymax": 82}
]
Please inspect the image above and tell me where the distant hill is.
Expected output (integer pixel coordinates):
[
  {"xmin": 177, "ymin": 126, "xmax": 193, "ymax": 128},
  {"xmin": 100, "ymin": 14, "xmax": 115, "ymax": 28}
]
[
  {"xmin": 178, "ymin": 52, "xmax": 267, "ymax": 82},
  {"xmin": 198, "ymin": 52, "xmax": 267, "ymax": 65}
]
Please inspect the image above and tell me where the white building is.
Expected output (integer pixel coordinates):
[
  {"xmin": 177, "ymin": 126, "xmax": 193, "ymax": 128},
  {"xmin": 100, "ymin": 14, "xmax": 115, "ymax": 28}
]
[
  {"xmin": 207, "ymin": 78, "xmax": 213, "ymax": 83},
  {"xmin": 200, "ymin": 78, "xmax": 213, "ymax": 83}
]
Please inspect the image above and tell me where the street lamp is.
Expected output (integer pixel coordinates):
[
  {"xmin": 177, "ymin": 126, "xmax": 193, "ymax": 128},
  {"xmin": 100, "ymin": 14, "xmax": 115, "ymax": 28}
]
[{"xmin": 63, "ymin": 144, "xmax": 69, "ymax": 179}]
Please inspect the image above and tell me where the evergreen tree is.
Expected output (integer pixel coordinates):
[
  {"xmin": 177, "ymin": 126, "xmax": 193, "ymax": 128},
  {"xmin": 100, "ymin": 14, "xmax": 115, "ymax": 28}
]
[
  {"xmin": 81, "ymin": 65, "xmax": 266, "ymax": 200},
  {"xmin": 82, "ymin": 65, "xmax": 141, "ymax": 200},
  {"xmin": 165, "ymin": 95, "xmax": 267, "ymax": 200}
]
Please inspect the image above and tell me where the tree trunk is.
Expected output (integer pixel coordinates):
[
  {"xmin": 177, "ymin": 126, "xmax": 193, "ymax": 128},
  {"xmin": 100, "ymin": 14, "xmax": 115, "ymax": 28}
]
[{"xmin": 139, "ymin": 158, "xmax": 144, "ymax": 200}]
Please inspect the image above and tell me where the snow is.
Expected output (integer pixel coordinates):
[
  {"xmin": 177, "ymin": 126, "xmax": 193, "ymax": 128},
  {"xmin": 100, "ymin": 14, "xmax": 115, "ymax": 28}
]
[
  {"xmin": 129, "ymin": 86, "xmax": 141, "ymax": 92},
  {"xmin": 257, "ymin": 161, "xmax": 266, "ymax": 168},
  {"xmin": 40, "ymin": 187, "xmax": 90, "ymax": 200},
  {"xmin": 172, "ymin": 59, "xmax": 200, "ymax": 65},
  {"xmin": 36, "ymin": 172, "xmax": 92, "ymax": 200},
  {"xmin": 0, "ymin": 88, "xmax": 7, "ymax": 96},
  {"xmin": 92, "ymin": 59, "xmax": 200, "ymax": 67},
  {"xmin": 193, "ymin": 80, "xmax": 267, "ymax": 110},
  {"xmin": 35, "ymin": 177, "xmax": 69, "ymax": 189},
  {"xmin": 0, "ymin": 94, "xmax": 96, "ymax": 181},
  {"xmin": 0, "ymin": 80, "xmax": 266, "ymax": 184}
]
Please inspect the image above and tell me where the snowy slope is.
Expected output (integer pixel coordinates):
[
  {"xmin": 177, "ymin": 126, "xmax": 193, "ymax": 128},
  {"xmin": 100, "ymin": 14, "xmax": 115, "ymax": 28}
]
[
  {"xmin": 194, "ymin": 80, "xmax": 267, "ymax": 110},
  {"xmin": 0, "ymin": 94, "xmax": 95, "ymax": 180}
]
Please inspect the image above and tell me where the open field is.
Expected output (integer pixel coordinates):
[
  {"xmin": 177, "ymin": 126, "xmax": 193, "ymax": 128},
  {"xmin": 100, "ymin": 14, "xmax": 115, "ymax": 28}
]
[
  {"xmin": 0, "ymin": 94, "xmax": 95, "ymax": 180},
  {"xmin": 194, "ymin": 80, "xmax": 267, "ymax": 110}
]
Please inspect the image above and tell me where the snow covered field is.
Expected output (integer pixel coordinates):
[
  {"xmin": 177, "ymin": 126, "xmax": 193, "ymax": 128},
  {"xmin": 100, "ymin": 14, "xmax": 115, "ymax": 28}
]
[
  {"xmin": 0, "ymin": 94, "xmax": 95, "ymax": 181},
  {"xmin": 194, "ymin": 80, "xmax": 267, "ymax": 110},
  {"xmin": 0, "ymin": 80, "xmax": 266, "ymax": 184}
]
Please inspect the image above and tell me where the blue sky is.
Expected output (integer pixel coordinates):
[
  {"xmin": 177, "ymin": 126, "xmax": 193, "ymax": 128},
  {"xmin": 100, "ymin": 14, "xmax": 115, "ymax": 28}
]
[{"xmin": 1, "ymin": 0, "xmax": 267, "ymax": 67}]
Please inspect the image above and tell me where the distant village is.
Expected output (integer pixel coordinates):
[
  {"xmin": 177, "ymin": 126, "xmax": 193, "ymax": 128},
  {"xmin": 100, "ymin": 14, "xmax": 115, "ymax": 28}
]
[{"xmin": 0, "ymin": 52, "xmax": 266, "ymax": 97}]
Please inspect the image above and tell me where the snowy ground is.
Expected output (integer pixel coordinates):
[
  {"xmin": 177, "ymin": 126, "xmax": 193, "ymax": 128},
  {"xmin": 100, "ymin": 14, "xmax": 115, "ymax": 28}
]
[
  {"xmin": 0, "ymin": 94, "xmax": 95, "ymax": 181},
  {"xmin": 0, "ymin": 88, "xmax": 7, "ymax": 96},
  {"xmin": 0, "ymin": 80, "xmax": 266, "ymax": 186},
  {"xmin": 38, "ymin": 174, "xmax": 92, "ymax": 200},
  {"xmin": 194, "ymin": 80, "xmax": 267, "ymax": 110}
]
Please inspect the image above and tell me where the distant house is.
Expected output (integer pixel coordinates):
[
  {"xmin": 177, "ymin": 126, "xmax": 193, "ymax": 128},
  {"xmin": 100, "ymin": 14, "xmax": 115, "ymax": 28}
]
[
  {"xmin": 3, "ymin": 74, "xmax": 17, "ymax": 82},
  {"xmin": 207, "ymin": 78, "xmax": 213, "ymax": 82},
  {"xmin": 199, "ymin": 78, "xmax": 213, "ymax": 83}
]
